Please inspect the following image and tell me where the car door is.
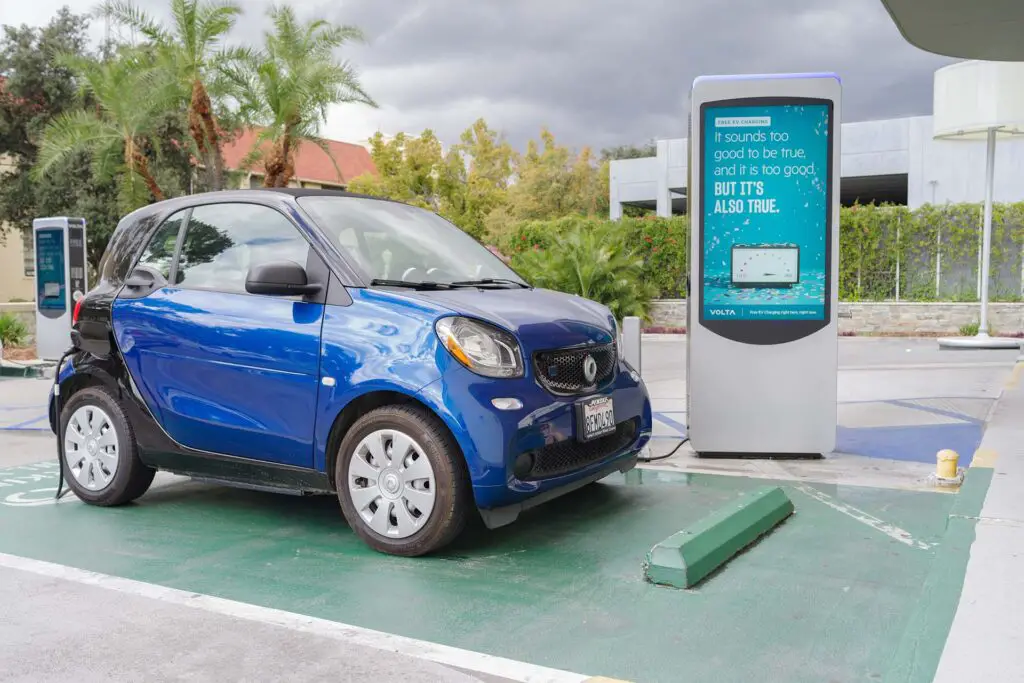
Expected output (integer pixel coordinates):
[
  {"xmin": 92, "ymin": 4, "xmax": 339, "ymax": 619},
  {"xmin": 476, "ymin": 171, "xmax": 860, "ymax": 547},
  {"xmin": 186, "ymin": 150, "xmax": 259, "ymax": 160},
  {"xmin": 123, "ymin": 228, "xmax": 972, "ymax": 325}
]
[{"xmin": 111, "ymin": 201, "xmax": 326, "ymax": 469}]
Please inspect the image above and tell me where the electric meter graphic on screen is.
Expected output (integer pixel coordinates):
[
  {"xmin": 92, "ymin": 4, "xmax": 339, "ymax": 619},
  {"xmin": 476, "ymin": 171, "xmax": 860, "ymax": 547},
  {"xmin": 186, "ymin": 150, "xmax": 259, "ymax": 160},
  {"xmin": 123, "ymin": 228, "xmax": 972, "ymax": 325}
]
[
  {"xmin": 731, "ymin": 244, "xmax": 799, "ymax": 287},
  {"xmin": 700, "ymin": 99, "xmax": 832, "ymax": 332}
]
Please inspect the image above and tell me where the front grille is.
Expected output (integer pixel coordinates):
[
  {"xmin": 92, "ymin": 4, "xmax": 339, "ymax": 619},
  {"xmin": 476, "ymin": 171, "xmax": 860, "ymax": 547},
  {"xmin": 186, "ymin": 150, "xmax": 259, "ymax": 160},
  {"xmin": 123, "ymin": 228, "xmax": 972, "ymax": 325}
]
[
  {"xmin": 520, "ymin": 419, "xmax": 638, "ymax": 481},
  {"xmin": 534, "ymin": 342, "xmax": 617, "ymax": 396}
]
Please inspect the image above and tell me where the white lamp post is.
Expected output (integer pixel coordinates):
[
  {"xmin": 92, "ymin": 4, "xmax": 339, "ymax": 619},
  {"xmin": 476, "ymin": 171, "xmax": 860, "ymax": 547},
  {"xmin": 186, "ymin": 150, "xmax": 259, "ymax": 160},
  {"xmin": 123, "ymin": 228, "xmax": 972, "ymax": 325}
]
[{"xmin": 933, "ymin": 61, "xmax": 1024, "ymax": 349}]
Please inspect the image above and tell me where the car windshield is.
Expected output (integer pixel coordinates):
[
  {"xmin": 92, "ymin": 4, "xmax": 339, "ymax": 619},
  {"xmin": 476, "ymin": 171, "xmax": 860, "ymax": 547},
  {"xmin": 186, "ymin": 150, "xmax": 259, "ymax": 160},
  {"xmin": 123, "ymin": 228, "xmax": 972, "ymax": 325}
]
[{"xmin": 297, "ymin": 196, "xmax": 527, "ymax": 287}]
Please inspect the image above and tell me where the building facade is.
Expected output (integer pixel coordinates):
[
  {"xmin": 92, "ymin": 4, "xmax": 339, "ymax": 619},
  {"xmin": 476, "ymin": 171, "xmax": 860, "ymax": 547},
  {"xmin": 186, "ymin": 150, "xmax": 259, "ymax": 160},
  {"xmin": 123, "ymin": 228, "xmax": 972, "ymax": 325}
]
[{"xmin": 609, "ymin": 115, "xmax": 1024, "ymax": 218}]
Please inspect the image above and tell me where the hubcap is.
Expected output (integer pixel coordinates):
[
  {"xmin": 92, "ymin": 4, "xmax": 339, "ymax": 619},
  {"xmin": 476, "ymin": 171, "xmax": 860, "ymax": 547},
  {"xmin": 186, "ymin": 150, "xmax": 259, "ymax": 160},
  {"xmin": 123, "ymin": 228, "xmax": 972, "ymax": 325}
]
[
  {"xmin": 64, "ymin": 405, "xmax": 119, "ymax": 492},
  {"xmin": 347, "ymin": 429, "xmax": 436, "ymax": 539}
]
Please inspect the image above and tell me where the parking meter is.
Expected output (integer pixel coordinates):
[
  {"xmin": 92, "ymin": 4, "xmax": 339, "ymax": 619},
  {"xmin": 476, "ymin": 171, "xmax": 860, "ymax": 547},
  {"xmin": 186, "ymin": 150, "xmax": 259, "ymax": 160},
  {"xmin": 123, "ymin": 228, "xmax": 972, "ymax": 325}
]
[{"xmin": 33, "ymin": 217, "xmax": 88, "ymax": 360}]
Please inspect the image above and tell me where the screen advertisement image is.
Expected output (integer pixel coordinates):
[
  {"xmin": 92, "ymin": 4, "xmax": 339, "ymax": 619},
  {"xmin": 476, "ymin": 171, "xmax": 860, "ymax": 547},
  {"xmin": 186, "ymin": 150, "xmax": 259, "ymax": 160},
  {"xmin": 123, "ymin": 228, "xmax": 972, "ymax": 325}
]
[
  {"xmin": 36, "ymin": 228, "xmax": 66, "ymax": 312},
  {"xmin": 700, "ymin": 99, "xmax": 832, "ymax": 323}
]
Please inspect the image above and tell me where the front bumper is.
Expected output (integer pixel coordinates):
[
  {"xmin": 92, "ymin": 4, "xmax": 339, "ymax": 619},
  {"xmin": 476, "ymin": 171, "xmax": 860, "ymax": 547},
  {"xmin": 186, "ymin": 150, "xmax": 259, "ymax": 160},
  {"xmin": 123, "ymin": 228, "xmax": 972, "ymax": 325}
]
[
  {"xmin": 477, "ymin": 453, "xmax": 639, "ymax": 529},
  {"xmin": 419, "ymin": 353, "xmax": 652, "ymax": 514}
]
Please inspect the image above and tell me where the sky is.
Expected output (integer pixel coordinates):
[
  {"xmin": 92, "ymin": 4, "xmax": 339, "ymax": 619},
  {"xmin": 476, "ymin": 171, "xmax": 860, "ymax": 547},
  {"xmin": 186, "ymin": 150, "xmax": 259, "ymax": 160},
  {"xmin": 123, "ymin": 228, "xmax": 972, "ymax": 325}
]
[{"xmin": 4, "ymin": 0, "xmax": 958, "ymax": 153}]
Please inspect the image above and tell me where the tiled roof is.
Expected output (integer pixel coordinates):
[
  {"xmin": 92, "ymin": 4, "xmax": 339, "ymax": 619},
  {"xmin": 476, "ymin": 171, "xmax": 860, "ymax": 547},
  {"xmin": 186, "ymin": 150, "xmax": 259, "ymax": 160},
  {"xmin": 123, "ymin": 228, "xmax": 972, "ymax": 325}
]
[{"xmin": 221, "ymin": 127, "xmax": 377, "ymax": 186}]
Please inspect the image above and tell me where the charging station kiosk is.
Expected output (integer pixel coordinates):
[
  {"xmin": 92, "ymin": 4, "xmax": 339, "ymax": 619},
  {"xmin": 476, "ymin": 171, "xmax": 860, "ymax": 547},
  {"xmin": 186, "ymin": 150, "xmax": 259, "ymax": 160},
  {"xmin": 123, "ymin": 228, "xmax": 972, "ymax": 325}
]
[
  {"xmin": 686, "ymin": 73, "xmax": 840, "ymax": 456},
  {"xmin": 33, "ymin": 217, "xmax": 88, "ymax": 361}
]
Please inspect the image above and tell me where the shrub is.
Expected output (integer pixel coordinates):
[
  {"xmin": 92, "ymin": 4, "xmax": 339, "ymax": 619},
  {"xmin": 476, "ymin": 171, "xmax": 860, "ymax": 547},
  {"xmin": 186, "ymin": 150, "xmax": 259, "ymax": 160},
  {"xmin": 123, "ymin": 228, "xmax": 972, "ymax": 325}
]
[
  {"xmin": 511, "ymin": 220, "xmax": 658, "ymax": 320},
  {"xmin": 503, "ymin": 214, "xmax": 689, "ymax": 299},
  {"xmin": 617, "ymin": 215, "xmax": 688, "ymax": 298},
  {"xmin": 0, "ymin": 313, "xmax": 29, "ymax": 348},
  {"xmin": 959, "ymin": 321, "xmax": 981, "ymax": 336}
]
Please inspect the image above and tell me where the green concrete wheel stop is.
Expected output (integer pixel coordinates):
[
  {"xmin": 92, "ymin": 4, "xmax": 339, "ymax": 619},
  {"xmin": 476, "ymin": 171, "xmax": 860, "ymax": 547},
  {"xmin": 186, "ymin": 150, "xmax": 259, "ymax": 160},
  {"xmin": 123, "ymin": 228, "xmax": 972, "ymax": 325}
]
[{"xmin": 644, "ymin": 486, "xmax": 794, "ymax": 589}]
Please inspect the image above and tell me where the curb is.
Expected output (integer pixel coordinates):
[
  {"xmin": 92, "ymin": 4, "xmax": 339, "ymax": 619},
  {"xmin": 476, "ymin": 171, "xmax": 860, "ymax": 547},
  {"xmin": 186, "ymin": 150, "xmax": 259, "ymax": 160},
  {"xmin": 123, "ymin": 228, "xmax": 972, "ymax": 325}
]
[
  {"xmin": 882, "ymin": 362, "xmax": 1018, "ymax": 683},
  {"xmin": 881, "ymin": 451, "xmax": 996, "ymax": 683},
  {"xmin": 643, "ymin": 486, "xmax": 794, "ymax": 589},
  {"xmin": 0, "ymin": 365, "xmax": 44, "ymax": 379}
]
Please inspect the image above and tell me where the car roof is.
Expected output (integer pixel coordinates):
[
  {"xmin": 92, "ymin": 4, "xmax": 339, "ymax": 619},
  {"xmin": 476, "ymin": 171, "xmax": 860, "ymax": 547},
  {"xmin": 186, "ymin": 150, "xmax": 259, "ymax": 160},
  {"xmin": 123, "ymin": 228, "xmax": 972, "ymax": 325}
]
[
  {"xmin": 119, "ymin": 187, "xmax": 402, "ymax": 223},
  {"xmin": 246, "ymin": 187, "xmax": 386, "ymax": 201}
]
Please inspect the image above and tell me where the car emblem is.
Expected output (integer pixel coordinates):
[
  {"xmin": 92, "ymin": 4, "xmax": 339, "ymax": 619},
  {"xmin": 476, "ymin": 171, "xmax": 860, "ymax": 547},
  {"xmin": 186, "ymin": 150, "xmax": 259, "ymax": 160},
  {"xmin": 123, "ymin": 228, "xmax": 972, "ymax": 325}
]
[{"xmin": 583, "ymin": 354, "xmax": 598, "ymax": 384}]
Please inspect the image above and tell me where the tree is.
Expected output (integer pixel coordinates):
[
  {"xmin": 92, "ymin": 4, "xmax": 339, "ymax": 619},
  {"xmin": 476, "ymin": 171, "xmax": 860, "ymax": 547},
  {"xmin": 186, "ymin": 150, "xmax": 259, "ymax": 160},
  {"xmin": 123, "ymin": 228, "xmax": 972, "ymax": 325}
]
[
  {"xmin": 441, "ymin": 118, "xmax": 514, "ymax": 238},
  {"xmin": 0, "ymin": 8, "xmax": 90, "ymax": 238},
  {"xmin": 33, "ymin": 47, "xmax": 173, "ymax": 210},
  {"xmin": 600, "ymin": 141, "xmax": 657, "ymax": 160},
  {"xmin": 505, "ymin": 128, "xmax": 603, "ymax": 221},
  {"xmin": 224, "ymin": 5, "xmax": 376, "ymax": 188},
  {"xmin": 98, "ymin": 0, "xmax": 244, "ymax": 191},
  {"xmin": 348, "ymin": 130, "xmax": 444, "ymax": 210}
]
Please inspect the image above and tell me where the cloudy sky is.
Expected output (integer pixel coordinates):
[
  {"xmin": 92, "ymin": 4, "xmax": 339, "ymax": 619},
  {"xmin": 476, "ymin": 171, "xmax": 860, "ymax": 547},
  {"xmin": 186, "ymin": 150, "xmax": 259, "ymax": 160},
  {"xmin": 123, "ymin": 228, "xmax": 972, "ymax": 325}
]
[{"xmin": 5, "ymin": 0, "xmax": 957, "ymax": 152}]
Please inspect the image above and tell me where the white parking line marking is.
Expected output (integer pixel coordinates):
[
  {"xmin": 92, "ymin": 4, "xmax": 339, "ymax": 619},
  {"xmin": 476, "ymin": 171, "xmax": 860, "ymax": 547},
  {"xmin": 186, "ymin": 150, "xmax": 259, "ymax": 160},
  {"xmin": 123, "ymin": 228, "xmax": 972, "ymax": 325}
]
[
  {"xmin": 791, "ymin": 483, "xmax": 935, "ymax": 550},
  {"xmin": 0, "ymin": 552, "xmax": 590, "ymax": 683}
]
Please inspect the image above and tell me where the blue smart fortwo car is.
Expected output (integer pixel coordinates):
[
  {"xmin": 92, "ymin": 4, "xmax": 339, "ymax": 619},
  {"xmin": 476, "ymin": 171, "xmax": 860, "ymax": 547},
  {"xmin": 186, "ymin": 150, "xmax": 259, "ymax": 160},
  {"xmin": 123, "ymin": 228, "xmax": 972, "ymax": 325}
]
[{"xmin": 49, "ymin": 189, "xmax": 652, "ymax": 556}]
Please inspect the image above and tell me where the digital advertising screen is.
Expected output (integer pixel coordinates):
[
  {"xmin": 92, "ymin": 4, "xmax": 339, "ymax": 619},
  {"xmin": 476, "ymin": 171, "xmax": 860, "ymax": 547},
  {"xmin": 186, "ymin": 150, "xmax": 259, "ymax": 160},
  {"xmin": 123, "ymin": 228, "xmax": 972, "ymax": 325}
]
[
  {"xmin": 35, "ymin": 228, "xmax": 66, "ymax": 312},
  {"xmin": 700, "ymin": 99, "xmax": 832, "ymax": 322}
]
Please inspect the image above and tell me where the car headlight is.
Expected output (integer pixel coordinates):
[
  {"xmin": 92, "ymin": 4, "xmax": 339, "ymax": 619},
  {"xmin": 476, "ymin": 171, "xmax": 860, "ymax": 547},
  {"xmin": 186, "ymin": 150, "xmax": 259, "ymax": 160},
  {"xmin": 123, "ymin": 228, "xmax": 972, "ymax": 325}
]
[
  {"xmin": 614, "ymin": 319, "xmax": 625, "ymax": 360},
  {"xmin": 435, "ymin": 316, "xmax": 524, "ymax": 378}
]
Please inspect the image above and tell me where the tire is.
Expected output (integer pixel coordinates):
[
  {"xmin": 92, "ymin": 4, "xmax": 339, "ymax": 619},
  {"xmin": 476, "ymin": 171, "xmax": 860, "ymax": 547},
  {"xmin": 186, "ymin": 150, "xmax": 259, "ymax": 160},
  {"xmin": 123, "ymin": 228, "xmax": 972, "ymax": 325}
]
[
  {"xmin": 59, "ymin": 386, "xmax": 155, "ymax": 506},
  {"xmin": 335, "ymin": 405, "xmax": 470, "ymax": 557}
]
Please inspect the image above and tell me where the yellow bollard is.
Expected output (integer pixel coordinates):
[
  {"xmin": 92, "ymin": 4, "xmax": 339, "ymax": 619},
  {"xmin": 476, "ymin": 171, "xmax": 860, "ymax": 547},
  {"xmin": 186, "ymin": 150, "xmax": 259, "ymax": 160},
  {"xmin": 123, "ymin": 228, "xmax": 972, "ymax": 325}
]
[{"xmin": 937, "ymin": 449, "xmax": 960, "ymax": 480}]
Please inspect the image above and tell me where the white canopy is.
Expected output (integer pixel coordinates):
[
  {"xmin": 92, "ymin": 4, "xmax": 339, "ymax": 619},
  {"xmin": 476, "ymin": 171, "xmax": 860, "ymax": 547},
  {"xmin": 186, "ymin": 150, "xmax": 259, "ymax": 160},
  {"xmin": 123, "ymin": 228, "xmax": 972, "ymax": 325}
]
[{"xmin": 879, "ymin": 0, "xmax": 1024, "ymax": 61}]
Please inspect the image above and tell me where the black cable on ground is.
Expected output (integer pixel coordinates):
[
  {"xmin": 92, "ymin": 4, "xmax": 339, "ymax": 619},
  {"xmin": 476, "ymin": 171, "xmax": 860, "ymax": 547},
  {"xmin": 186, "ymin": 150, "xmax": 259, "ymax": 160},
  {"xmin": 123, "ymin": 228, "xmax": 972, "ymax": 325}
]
[
  {"xmin": 53, "ymin": 348, "xmax": 76, "ymax": 500},
  {"xmin": 638, "ymin": 436, "xmax": 690, "ymax": 462}
]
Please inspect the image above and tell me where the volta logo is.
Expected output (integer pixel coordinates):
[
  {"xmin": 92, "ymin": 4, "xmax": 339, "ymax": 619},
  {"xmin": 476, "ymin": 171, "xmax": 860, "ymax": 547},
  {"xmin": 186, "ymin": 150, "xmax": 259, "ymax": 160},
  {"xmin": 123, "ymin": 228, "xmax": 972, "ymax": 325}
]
[{"xmin": 710, "ymin": 309, "xmax": 737, "ymax": 316}]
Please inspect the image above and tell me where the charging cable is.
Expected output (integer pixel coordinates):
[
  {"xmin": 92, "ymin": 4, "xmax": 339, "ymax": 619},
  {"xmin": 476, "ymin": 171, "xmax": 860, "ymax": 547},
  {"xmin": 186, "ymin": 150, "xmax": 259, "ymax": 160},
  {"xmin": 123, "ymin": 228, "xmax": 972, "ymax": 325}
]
[
  {"xmin": 638, "ymin": 436, "xmax": 690, "ymax": 462},
  {"xmin": 52, "ymin": 348, "xmax": 76, "ymax": 500}
]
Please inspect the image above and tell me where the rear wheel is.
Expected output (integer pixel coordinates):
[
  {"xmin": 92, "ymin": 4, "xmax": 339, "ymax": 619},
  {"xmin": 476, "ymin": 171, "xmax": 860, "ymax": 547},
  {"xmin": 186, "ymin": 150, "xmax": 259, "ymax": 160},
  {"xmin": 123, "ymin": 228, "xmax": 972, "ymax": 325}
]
[
  {"xmin": 336, "ymin": 405, "xmax": 470, "ymax": 556},
  {"xmin": 60, "ymin": 386, "xmax": 155, "ymax": 506}
]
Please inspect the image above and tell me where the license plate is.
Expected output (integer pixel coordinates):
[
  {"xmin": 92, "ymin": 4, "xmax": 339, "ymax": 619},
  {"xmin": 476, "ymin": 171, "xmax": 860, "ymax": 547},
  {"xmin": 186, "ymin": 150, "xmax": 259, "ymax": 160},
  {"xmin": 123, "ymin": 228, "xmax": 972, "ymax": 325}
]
[{"xmin": 577, "ymin": 396, "xmax": 616, "ymax": 442}]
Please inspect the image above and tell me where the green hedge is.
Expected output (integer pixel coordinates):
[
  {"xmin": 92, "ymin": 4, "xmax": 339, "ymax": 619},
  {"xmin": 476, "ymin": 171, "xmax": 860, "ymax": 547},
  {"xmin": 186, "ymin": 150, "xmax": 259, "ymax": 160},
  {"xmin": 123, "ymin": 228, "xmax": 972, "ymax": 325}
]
[
  {"xmin": 500, "ymin": 202, "xmax": 1024, "ymax": 301},
  {"xmin": 503, "ymin": 215, "xmax": 689, "ymax": 297}
]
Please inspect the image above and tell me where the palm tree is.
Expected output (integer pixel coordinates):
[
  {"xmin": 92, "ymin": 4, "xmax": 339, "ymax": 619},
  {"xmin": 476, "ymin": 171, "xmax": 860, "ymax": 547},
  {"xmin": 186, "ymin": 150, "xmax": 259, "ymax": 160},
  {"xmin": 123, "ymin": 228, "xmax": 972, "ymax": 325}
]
[
  {"xmin": 32, "ymin": 49, "xmax": 171, "ymax": 209},
  {"xmin": 98, "ymin": 0, "xmax": 243, "ymax": 190},
  {"xmin": 512, "ymin": 220, "xmax": 659, "ymax": 320},
  {"xmin": 223, "ymin": 5, "xmax": 377, "ymax": 187}
]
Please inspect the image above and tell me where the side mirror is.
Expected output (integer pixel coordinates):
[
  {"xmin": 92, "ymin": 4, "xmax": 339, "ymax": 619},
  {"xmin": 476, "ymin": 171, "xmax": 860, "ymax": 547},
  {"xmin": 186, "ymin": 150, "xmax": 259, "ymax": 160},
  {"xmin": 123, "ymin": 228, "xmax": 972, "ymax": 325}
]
[{"xmin": 245, "ymin": 260, "xmax": 321, "ymax": 296}]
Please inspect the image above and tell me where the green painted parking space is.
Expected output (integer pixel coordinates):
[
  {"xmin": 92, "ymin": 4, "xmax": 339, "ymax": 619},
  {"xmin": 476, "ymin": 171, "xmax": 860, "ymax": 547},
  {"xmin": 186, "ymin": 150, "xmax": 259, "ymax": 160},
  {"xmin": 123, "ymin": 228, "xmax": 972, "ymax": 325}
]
[{"xmin": 0, "ymin": 460, "xmax": 973, "ymax": 683}]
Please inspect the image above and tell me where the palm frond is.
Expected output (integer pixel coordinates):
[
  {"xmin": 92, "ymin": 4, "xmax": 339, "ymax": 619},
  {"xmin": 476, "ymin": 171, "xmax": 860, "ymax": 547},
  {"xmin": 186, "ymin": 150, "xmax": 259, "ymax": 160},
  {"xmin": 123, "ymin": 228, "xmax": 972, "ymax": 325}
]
[
  {"xmin": 96, "ymin": 0, "xmax": 165, "ymax": 41},
  {"xmin": 32, "ymin": 110, "xmax": 120, "ymax": 181}
]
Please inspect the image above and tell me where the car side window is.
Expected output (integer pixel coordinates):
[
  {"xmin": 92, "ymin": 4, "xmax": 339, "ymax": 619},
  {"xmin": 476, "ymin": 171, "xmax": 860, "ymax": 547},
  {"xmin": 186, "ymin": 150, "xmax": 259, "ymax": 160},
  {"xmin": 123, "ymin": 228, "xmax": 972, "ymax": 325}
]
[
  {"xmin": 134, "ymin": 211, "xmax": 187, "ymax": 280},
  {"xmin": 175, "ymin": 203, "xmax": 311, "ymax": 294}
]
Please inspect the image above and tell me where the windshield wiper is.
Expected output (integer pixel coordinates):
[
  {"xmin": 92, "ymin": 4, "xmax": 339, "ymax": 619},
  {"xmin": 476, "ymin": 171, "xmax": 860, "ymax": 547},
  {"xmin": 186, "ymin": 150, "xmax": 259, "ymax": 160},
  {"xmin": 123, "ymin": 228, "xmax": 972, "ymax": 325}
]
[
  {"xmin": 370, "ymin": 278, "xmax": 453, "ymax": 290},
  {"xmin": 448, "ymin": 278, "xmax": 530, "ymax": 289}
]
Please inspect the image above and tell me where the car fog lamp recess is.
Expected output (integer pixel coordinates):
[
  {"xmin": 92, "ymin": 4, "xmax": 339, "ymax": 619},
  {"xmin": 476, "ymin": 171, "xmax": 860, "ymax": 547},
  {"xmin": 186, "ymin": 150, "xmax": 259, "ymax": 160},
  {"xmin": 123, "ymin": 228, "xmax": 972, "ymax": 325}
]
[
  {"xmin": 435, "ymin": 316, "xmax": 524, "ymax": 378},
  {"xmin": 513, "ymin": 452, "xmax": 535, "ymax": 479}
]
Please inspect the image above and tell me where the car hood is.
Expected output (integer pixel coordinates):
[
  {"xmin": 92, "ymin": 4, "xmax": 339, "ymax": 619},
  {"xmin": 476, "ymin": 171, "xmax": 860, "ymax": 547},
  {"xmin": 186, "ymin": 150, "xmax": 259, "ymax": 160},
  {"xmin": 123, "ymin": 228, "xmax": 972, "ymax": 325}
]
[{"xmin": 401, "ymin": 287, "xmax": 616, "ymax": 350}]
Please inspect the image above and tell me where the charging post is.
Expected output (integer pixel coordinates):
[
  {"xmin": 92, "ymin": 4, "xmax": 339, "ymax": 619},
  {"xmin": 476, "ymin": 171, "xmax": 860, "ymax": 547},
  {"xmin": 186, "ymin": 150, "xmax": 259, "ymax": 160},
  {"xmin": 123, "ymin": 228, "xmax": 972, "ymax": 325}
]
[
  {"xmin": 686, "ymin": 73, "xmax": 840, "ymax": 456},
  {"xmin": 33, "ymin": 217, "xmax": 88, "ymax": 361}
]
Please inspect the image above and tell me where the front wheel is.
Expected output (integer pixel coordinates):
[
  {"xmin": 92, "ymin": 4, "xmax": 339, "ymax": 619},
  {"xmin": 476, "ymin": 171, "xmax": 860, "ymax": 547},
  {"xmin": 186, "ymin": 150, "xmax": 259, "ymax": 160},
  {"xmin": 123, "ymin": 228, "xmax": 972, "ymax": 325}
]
[{"xmin": 336, "ymin": 405, "xmax": 470, "ymax": 556}]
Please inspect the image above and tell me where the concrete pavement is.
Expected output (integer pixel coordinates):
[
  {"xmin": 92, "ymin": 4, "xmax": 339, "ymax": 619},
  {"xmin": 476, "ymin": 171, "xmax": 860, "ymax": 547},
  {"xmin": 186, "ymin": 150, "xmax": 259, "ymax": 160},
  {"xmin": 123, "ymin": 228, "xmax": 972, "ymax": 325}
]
[
  {"xmin": 0, "ymin": 561, "xmax": 521, "ymax": 683},
  {"xmin": 934, "ymin": 362, "xmax": 1024, "ymax": 682}
]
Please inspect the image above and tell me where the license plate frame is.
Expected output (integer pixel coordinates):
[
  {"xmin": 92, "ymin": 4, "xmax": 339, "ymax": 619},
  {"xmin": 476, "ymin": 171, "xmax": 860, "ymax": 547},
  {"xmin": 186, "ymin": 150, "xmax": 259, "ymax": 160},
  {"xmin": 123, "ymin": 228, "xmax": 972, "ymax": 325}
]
[{"xmin": 576, "ymin": 395, "xmax": 616, "ymax": 442}]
